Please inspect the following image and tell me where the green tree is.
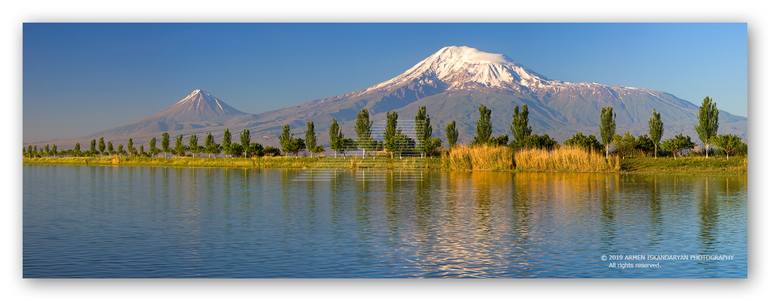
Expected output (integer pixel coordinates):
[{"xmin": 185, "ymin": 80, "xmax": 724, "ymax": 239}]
[
  {"xmin": 473, "ymin": 105, "xmax": 493, "ymax": 145},
  {"xmin": 98, "ymin": 137, "xmax": 106, "ymax": 155},
  {"xmin": 279, "ymin": 124, "xmax": 295, "ymax": 156},
  {"xmin": 175, "ymin": 135, "xmax": 185, "ymax": 156},
  {"xmin": 648, "ymin": 109, "xmax": 664, "ymax": 158},
  {"xmin": 393, "ymin": 132, "xmax": 415, "ymax": 158},
  {"xmin": 635, "ymin": 134, "xmax": 655, "ymax": 155},
  {"xmin": 600, "ymin": 107, "xmax": 616, "ymax": 157},
  {"xmin": 107, "ymin": 141, "xmax": 114, "ymax": 155},
  {"xmin": 661, "ymin": 134, "xmax": 695, "ymax": 159},
  {"xmin": 51, "ymin": 144, "xmax": 58, "ymax": 156},
  {"xmin": 564, "ymin": 132, "xmax": 602, "ymax": 152},
  {"xmin": 73, "ymin": 143, "xmax": 81, "ymax": 156},
  {"xmin": 383, "ymin": 111, "xmax": 399, "ymax": 157},
  {"xmin": 511, "ymin": 104, "xmax": 532, "ymax": 147},
  {"xmin": 263, "ymin": 146, "xmax": 281, "ymax": 156},
  {"xmin": 240, "ymin": 129, "xmax": 251, "ymax": 157},
  {"xmin": 695, "ymin": 96, "xmax": 719, "ymax": 158},
  {"xmin": 127, "ymin": 138, "xmax": 136, "ymax": 156},
  {"xmin": 294, "ymin": 138, "xmax": 306, "ymax": 156},
  {"xmin": 89, "ymin": 139, "xmax": 97, "ymax": 156},
  {"xmin": 355, "ymin": 108, "xmax": 374, "ymax": 156},
  {"xmin": 490, "ymin": 135, "xmax": 509, "ymax": 146},
  {"xmin": 612, "ymin": 132, "xmax": 637, "ymax": 158},
  {"xmin": 714, "ymin": 134, "xmax": 745, "ymax": 159},
  {"xmin": 222, "ymin": 128, "xmax": 232, "ymax": 158},
  {"xmin": 188, "ymin": 134, "xmax": 199, "ymax": 157},
  {"xmin": 329, "ymin": 118, "xmax": 344, "ymax": 157},
  {"xmin": 415, "ymin": 106, "xmax": 435, "ymax": 157},
  {"xmin": 250, "ymin": 143, "xmax": 264, "ymax": 157},
  {"xmin": 305, "ymin": 121, "xmax": 322, "ymax": 157},
  {"xmin": 445, "ymin": 120, "xmax": 459, "ymax": 148},
  {"xmin": 117, "ymin": 144, "xmax": 124, "ymax": 155},
  {"xmin": 522, "ymin": 134, "xmax": 557, "ymax": 150},
  {"xmin": 139, "ymin": 145, "xmax": 145, "ymax": 156},
  {"xmin": 204, "ymin": 132, "xmax": 218, "ymax": 158},
  {"xmin": 228, "ymin": 143, "xmax": 243, "ymax": 157},
  {"xmin": 161, "ymin": 132, "xmax": 170, "ymax": 158},
  {"xmin": 149, "ymin": 137, "xmax": 158, "ymax": 157}
]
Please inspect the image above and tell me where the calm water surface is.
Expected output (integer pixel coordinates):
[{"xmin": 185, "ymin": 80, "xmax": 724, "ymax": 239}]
[{"xmin": 23, "ymin": 165, "xmax": 747, "ymax": 278}]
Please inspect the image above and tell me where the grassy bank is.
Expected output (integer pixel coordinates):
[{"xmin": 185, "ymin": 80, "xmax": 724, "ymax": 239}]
[
  {"xmin": 621, "ymin": 156, "xmax": 747, "ymax": 174},
  {"xmin": 24, "ymin": 149, "xmax": 747, "ymax": 174},
  {"xmin": 22, "ymin": 155, "xmax": 443, "ymax": 170}
]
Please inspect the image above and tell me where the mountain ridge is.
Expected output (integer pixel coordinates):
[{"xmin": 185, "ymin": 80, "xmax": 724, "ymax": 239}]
[{"xmin": 28, "ymin": 46, "xmax": 747, "ymax": 148}]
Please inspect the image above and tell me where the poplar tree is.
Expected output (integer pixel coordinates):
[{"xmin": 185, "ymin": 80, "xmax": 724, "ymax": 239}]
[
  {"xmin": 279, "ymin": 124, "xmax": 294, "ymax": 156},
  {"xmin": 695, "ymin": 96, "xmax": 719, "ymax": 158},
  {"xmin": 222, "ymin": 128, "xmax": 232, "ymax": 157},
  {"xmin": 127, "ymin": 138, "xmax": 136, "ymax": 156},
  {"xmin": 161, "ymin": 132, "xmax": 170, "ymax": 158},
  {"xmin": 511, "ymin": 104, "xmax": 532, "ymax": 147},
  {"xmin": 473, "ymin": 105, "xmax": 492, "ymax": 145},
  {"xmin": 240, "ymin": 129, "xmax": 250, "ymax": 157},
  {"xmin": 328, "ymin": 118, "xmax": 345, "ymax": 157},
  {"xmin": 107, "ymin": 141, "xmax": 114, "ymax": 155},
  {"xmin": 90, "ymin": 139, "xmax": 96, "ymax": 156},
  {"xmin": 600, "ymin": 107, "xmax": 616, "ymax": 157},
  {"xmin": 139, "ymin": 145, "xmax": 145, "ymax": 157},
  {"xmin": 149, "ymin": 137, "xmax": 158, "ymax": 157},
  {"xmin": 415, "ymin": 106, "xmax": 434, "ymax": 157},
  {"xmin": 74, "ymin": 143, "xmax": 81, "ymax": 156},
  {"xmin": 205, "ymin": 132, "xmax": 217, "ymax": 158},
  {"xmin": 355, "ymin": 108, "xmax": 373, "ymax": 156},
  {"xmin": 305, "ymin": 121, "xmax": 319, "ymax": 157},
  {"xmin": 383, "ymin": 111, "xmax": 399, "ymax": 157},
  {"xmin": 648, "ymin": 109, "xmax": 664, "ymax": 158},
  {"xmin": 175, "ymin": 135, "xmax": 184, "ymax": 156},
  {"xmin": 98, "ymin": 137, "xmax": 106, "ymax": 155},
  {"xmin": 188, "ymin": 134, "xmax": 199, "ymax": 157},
  {"xmin": 116, "ymin": 144, "xmax": 124, "ymax": 155},
  {"xmin": 445, "ymin": 121, "xmax": 459, "ymax": 148},
  {"xmin": 51, "ymin": 144, "xmax": 57, "ymax": 156}
]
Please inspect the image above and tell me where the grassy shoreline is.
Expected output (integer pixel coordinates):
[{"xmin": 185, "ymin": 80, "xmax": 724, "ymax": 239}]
[{"xmin": 23, "ymin": 154, "xmax": 747, "ymax": 174}]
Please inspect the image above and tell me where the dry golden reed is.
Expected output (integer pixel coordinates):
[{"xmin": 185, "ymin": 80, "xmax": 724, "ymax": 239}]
[
  {"xmin": 445, "ymin": 145, "xmax": 514, "ymax": 171},
  {"xmin": 514, "ymin": 146, "xmax": 620, "ymax": 172}
]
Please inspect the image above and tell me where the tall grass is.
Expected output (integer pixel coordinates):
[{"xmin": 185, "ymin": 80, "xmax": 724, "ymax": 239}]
[
  {"xmin": 445, "ymin": 145, "xmax": 514, "ymax": 171},
  {"xmin": 514, "ymin": 146, "xmax": 620, "ymax": 172}
]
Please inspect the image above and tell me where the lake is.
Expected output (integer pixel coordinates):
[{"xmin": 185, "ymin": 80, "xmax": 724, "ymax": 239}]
[{"xmin": 23, "ymin": 165, "xmax": 747, "ymax": 278}]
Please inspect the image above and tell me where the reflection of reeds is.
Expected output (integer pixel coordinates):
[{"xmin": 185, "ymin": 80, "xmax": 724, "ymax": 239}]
[
  {"xmin": 514, "ymin": 146, "xmax": 620, "ymax": 172},
  {"xmin": 444, "ymin": 145, "xmax": 514, "ymax": 171}
]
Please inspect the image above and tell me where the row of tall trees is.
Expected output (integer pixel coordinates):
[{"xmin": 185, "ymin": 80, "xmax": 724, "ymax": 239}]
[
  {"xmin": 24, "ymin": 129, "xmax": 282, "ymax": 158},
  {"xmin": 586, "ymin": 96, "xmax": 745, "ymax": 158},
  {"xmin": 24, "ymin": 96, "xmax": 746, "ymax": 159}
]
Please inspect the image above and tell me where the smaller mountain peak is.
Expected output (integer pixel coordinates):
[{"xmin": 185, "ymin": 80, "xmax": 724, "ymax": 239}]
[{"xmin": 188, "ymin": 89, "xmax": 214, "ymax": 97}]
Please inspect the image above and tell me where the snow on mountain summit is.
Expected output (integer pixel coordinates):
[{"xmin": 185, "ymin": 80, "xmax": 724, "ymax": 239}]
[
  {"xmin": 363, "ymin": 46, "xmax": 554, "ymax": 93},
  {"xmin": 154, "ymin": 89, "xmax": 248, "ymax": 122}
]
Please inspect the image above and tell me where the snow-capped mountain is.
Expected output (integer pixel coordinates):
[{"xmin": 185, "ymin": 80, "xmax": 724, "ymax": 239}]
[
  {"xmin": 33, "ymin": 45, "xmax": 746, "ymax": 147},
  {"xmin": 155, "ymin": 89, "xmax": 249, "ymax": 122},
  {"xmin": 242, "ymin": 46, "xmax": 746, "ymax": 144},
  {"xmin": 361, "ymin": 45, "xmax": 551, "ymax": 93},
  {"xmin": 45, "ymin": 89, "xmax": 255, "ymax": 146}
]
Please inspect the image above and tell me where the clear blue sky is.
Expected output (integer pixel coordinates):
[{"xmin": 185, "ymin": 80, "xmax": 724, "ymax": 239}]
[{"xmin": 23, "ymin": 23, "xmax": 747, "ymax": 142}]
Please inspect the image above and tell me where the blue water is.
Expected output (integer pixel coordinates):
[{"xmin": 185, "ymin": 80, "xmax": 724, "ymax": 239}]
[{"xmin": 23, "ymin": 165, "xmax": 747, "ymax": 278}]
